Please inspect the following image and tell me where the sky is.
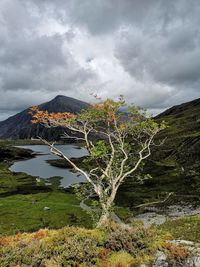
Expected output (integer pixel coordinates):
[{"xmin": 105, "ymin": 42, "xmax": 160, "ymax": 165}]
[{"xmin": 0, "ymin": 0, "xmax": 200, "ymax": 120}]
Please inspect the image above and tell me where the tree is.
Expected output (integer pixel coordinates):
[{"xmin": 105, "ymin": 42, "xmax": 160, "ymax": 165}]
[{"xmin": 30, "ymin": 97, "xmax": 166, "ymax": 227}]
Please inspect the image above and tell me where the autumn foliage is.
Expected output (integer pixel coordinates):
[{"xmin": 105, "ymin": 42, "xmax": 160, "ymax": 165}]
[{"xmin": 29, "ymin": 106, "xmax": 76, "ymax": 127}]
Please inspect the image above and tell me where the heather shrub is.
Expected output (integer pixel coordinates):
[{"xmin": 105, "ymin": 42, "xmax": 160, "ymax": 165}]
[
  {"xmin": 0, "ymin": 227, "xmax": 106, "ymax": 267},
  {"xmin": 105, "ymin": 225, "xmax": 156, "ymax": 256},
  {"xmin": 164, "ymin": 242, "xmax": 190, "ymax": 266},
  {"xmin": 0, "ymin": 224, "xmax": 172, "ymax": 267}
]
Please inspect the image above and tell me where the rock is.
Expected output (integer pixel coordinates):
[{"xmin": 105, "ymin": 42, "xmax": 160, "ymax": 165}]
[
  {"xmin": 134, "ymin": 203, "xmax": 200, "ymax": 229},
  {"xmin": 141, "ymin": 241, "xmax": 200, "ymax": 267},
  {"xmin": 135, "ymin": 212, "xmax": 166, "ymax": 227},
  {"xmin": 168, "ymin": 240, "xmax": 195, "ymax": 246},
  {"xmin": 167, "ymin": 240, "xmax": 200, "ymax": 267},
  {"xmin": 43, "ymin": 206, "xmax": 50, "ymax": 211},
  {"xmin": 185, "ymin": 250, "xmax": 200, "ymax": 267},
  {"xmin": 167, "ymin": 205, "xmax": 200, "ymax": 217},
  {"xmin": 152, "ymin": 251, "xmax": 168, "ymax": 267}
]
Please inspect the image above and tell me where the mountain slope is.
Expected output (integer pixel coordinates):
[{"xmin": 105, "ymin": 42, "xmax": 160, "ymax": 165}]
[
  {"xmin": 154, "ymin": 97, "xmax": 200, "ymax": 169},
  {"xmin": 0, "ymin": 95, "xmax": 89, "ymax": 140},
  {"xmin": 117, "ymin": 98, "xmax": 200, "ymax": 206}
]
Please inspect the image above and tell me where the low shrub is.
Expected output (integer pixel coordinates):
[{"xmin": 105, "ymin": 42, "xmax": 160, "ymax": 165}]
[
  {"xmin": 0, "ymin": 224, "xmax": 172, "ymax": 267},
  {"xmin": 0, "ymin": 227, "xmax": 106, "ymax": 267},
  {"xmin": 164, "ymin": 242, "xmax": 190, "ymax": 266},
  {"xmin": 105, "ymin": 225, "xmax": 156, "ymax": 256}
]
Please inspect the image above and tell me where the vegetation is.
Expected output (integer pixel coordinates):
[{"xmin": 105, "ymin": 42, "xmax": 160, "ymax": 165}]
[
  {"xmin": 117, "ymin": 98, "xmax": 200, "ymax": 207},
  {"xmin": 153, "ymin": 98, "xmax": 200, "ymax": 184},
  {"xmin": 0, "ymin": 192, "xmax": 92, "ymax": 236},
  {"xmin": 30, "ymin": 98, "xmax": 165, "ymax": 226},
  {"xmin": 0, "ymin": 98, "xmax": 200, "ymax": 266},
  {"xmin": 0, "ymin": 143, "xmax": 130, "ymax": 236},
  {"xmin": 0, "ymin": 223, "xmax": 178, "ymax": 267},
  {"xmin": 158, "ymin": 215, "xmax": 200, "ymax": 242},
  {"xmin": 0, "ymin": 163, "xmax": 40, "ymax": 195},
  {"xmin": 0, "ymin": 139, "xmax": 43, "ymax": 146},
  {"xmin": 0, "ymin": 143, "xmax": 45, "ymax": 196}
]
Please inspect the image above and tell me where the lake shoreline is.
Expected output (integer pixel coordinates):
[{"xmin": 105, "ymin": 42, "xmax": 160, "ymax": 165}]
[{"xmin": 9, "ymin": 144, "xmax": 87, "ymax": 188}]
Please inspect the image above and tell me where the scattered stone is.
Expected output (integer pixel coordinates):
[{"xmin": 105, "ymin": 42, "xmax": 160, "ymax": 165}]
[
  {"xmin": 152, "ymin": 251, "xmax": 168, "ymax": 267},
  {"xmin": 188, "ymin": 251, "xmax": 200, "ymax": 267},
  {"xmin": 135, "ymin": 203, "xmax": 200, "ymax": 227},
  {"xmin": 43, "ymin": 206, "xmax": 50, "ymax": 211},
  {"xmin": 166, "ymin": 204, "xmax": 200, "ymax": 217},
  {"xmin": 140, "ymin": 240, "xmax": 200, "ymax": 266},
  {"xmin": 135, "ymin": 212, "xmax": 166, "ymax": 228},
  {"xmin": 169, "ymin": 240, "xmax": 195, "ymax": 246}
]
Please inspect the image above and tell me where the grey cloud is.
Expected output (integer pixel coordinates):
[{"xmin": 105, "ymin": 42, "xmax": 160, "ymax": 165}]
[
  {"xmin": 114, "ymin": 0, "xmax": 200, "ymax": 96},
  {"xmin": 29, "ymin": 0, "xmax": 160, "ymax": 35},
  {"xmin": 0, "ymin": 0, "xmax": 96, "ymax": 119},
  {"xmin": 0, "ymin": 0, "xmax": 200, "ymax": 121},
  {"xmin": 115, "ymin": 26, "xmax": 200, "ymax": 88},
  {"xmin": 0, "ymin": 33, "xmax": 93, "ymax": 92}
]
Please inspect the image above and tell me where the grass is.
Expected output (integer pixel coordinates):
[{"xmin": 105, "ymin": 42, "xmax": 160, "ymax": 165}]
[
  {"xmin": 157, "ymin": 215, "xmax": 200, "ymax": 242},
  {"xmin": 0, "ymin": 139, "xmax": 43, "ymax": 146},
  {"xmin": 0, "ymin": 143, "xmax": 92, "ymax": 235},
  {"xmin": 0, "ymin": 163, "xmax": 41, "ymax": 195},
  {"xmin": 0, "ymin": 192, "xmax": 91, "ymax": 235},
  {"xmin": 0, "ymin": 139, "xmax": 199, "ymax": 244}
]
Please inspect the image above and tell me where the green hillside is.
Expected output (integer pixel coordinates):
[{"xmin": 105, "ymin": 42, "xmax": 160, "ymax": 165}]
[{"xmin": 117, "ymin": 98, "xmax": 200, "ymax": 207}]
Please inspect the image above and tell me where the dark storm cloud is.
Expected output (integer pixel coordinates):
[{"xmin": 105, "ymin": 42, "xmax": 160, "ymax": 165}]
[
  {"xmin": 0, "ymin": 0, "xmax": 96, "ymax": 119},
  {"xmin": 0, "ymin": 33, "xmax": 93, "ymax": 93},
  {"xmin": 115, "ymin": 21, "xmax": 200, "ymax": 88},
  {"xmin": 30, "ymin": 0, "xmax": 160, "ymax": 34},
  {"xmin": 29, "ymin": 0, "xmax": 200, "ymax": 102},
  {"xmin": 0, "ymin": 0, "xmax": 199, "ymax": 120}
]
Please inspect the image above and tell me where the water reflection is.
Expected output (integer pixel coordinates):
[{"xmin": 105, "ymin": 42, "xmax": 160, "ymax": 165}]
[{"xmin": 10, "ymin": 145, "xmax": 87, "ymax": 188}]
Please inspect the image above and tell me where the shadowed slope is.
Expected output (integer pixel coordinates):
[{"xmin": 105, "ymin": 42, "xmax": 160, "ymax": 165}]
[{"xmin": 0, "ymin": 95, "xmax": 89, "ymax": 140}]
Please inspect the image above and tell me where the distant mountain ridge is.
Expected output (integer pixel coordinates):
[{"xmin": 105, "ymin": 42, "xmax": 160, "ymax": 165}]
[
  {"xmin": 0, "ymin": 95, "xmax": 199, "ymax": 145},
  {"xmin": 0, "ymin": 95, "xmax": 89, "ymax": 140}
]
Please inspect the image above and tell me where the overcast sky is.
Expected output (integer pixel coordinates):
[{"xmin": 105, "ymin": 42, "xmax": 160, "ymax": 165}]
[{"xmin": 0, "ymin": 0, "xmax": 200, "ymax": 120}]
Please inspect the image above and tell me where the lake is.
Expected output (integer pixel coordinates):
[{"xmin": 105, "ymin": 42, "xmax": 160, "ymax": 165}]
[{"xmin": 9, "ymin": 145, "xmax": 88, "ymax": 188}]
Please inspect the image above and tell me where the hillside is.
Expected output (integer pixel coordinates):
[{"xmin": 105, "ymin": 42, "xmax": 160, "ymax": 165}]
[
  {"xmin": 117, "ymin": 98, "xmax": 200, "ymax": 207},
  {"xmin": 0, "ymin": 96, "xmax": 199, "ymax": 205},
  {"xmin": 0, "ymin": 95, "xmax": 89, "ymax": 140},
  {"xmin": 1, "ymin": 98, "xmax": 200, "ymax": 267},
  {"xmin": 155, "ymin": 97, "xmax": 200, "ymax": 168}
]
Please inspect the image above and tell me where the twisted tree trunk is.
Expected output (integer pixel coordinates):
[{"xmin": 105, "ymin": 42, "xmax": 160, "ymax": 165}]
[{"xmin": 97, "ymin": 189, "xmax": 117, "ymax": 227}]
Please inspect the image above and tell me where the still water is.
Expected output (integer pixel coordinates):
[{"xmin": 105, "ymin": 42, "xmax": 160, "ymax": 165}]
[{"xmin": 10, "ymin": 145, "xmax": 87, "ymax": 188}]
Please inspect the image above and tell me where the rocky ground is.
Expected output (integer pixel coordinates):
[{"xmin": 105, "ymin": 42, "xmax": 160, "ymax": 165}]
[{"xmin": 135, "ymin": 203, "xmax": 200, "ymax": 228}]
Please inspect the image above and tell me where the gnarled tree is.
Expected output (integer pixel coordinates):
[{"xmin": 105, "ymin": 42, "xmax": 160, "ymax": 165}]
[{"xmin": 30, "ymin": 98, "xmax": 165, "ymax": 227}]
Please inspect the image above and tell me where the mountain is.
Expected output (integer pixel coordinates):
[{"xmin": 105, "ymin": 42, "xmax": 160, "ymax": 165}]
[
  {"xmin": 117, "ymin": 98, "xmax": 200, "ymax": 206},
  {"xmin": 0, "ymin": 95, "xmax": 89, "ymax": 140},
  {"xmin": 154, "ymin": 97, "xmax": 200, "ymax": 169}
]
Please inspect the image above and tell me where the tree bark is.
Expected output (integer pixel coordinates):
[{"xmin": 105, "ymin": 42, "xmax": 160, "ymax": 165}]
[
  {"xmin": 97, "ymin": 190, "xmax": 117, "ymax": 228},
  {"xmin": 97, "ymin": 209, "xmax": 110, "ymax": 228}
]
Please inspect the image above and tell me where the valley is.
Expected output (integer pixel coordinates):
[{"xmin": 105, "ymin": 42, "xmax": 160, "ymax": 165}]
[{"xmin": 0, "ymin": 97, "xmax": 200, "ymax": 266}]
